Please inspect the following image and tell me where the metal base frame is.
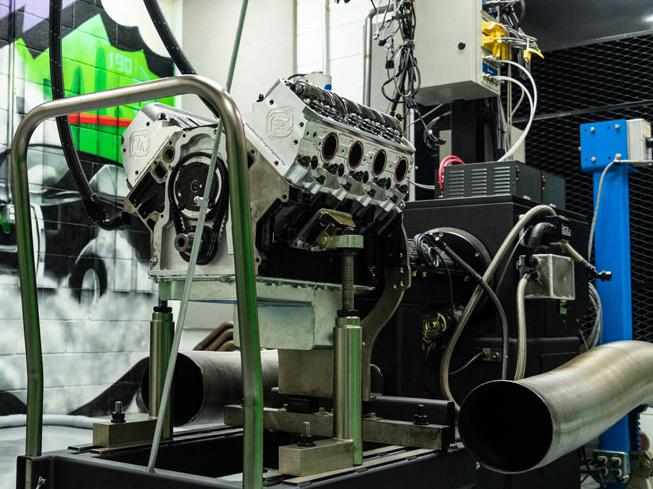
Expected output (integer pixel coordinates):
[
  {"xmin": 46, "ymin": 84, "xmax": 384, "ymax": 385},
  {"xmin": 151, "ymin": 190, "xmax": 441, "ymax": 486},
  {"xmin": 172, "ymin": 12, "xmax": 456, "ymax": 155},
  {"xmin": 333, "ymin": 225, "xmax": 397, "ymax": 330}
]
[
  {"xmin": 17, "ymin": 428, "xmax": 475, "ymax": 489},
  {"xmin": 16, "ymin": 427, "xmax": 582, "ymax": 489}
]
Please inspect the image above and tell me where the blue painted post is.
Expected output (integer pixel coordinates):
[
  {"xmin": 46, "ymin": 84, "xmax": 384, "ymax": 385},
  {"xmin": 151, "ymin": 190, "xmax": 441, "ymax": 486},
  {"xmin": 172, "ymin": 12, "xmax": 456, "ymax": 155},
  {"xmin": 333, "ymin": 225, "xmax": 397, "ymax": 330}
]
[{"xmin": 580, "ymin": 120, "xmax": 633, "ymax": 487}]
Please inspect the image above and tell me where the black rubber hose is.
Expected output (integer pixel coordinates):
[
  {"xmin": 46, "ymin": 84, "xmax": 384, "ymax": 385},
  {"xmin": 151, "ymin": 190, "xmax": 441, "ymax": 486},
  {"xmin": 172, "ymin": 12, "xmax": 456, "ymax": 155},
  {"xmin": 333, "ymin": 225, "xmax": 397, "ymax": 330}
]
[
  {"xmin": 435, "ymin": 236, "xmax": 510, "ymax": 380},
  {"xmin": 49, "ymin": 0, "xmax": 129, "ymax": 230},
  {"xmin": 143, "ymin": 0, "xmax": 219, "ymax": 119},
  {"xmin": 143, "ymin": 0, "xmax": 195, "ymax": 74}
]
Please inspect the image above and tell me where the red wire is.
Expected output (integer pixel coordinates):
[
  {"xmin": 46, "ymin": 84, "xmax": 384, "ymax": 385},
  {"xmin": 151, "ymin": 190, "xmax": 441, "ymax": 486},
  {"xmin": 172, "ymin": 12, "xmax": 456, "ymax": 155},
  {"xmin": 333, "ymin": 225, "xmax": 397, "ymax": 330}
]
[{"xmin": 438, "ymin": 155, "xmax": 465, "ymax": 190}]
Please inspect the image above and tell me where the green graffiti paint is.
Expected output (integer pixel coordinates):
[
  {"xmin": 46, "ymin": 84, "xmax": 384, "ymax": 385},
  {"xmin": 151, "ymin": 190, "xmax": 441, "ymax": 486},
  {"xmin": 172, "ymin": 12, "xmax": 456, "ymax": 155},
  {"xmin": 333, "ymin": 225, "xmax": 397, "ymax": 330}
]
[{"xmin": 16, "ymin": 14, "xmax": 174, "ymax": 163}]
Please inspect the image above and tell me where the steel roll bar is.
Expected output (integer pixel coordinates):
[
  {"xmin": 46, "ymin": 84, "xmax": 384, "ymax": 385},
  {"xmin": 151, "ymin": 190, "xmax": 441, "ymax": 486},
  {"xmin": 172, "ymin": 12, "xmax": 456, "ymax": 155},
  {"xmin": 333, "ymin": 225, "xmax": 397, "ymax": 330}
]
[{"xmin": 11, "ymin": 75, "xmax": 263, "ymax": 486}]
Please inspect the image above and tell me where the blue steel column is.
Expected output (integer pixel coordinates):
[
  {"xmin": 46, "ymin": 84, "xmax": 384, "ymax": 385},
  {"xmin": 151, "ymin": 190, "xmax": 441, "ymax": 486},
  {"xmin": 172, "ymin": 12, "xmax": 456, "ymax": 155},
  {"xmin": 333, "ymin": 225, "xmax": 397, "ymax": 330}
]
[{"xmin": 580, "ymin": 120, "xmax": 633, "ymax": 486}]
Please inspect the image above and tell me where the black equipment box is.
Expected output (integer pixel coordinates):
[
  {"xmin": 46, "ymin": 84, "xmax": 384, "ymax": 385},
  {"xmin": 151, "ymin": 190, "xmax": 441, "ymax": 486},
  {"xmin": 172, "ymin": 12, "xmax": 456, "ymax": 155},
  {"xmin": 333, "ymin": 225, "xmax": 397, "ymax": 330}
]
[
  {"xmin": 372, "ymin": 195, "xmax": 587, "ymax": 489},
  {"xmin": 443, "ymin": 161, "xmax": 566, "ymax": 208}
]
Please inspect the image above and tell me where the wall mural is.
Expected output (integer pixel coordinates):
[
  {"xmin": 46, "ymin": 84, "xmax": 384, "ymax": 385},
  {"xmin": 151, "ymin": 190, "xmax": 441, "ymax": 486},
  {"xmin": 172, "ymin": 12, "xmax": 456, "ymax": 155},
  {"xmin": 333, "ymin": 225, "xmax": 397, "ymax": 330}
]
[{"xmin": 0, "ymin": 0, "xmax": 174, "ymax": 416}]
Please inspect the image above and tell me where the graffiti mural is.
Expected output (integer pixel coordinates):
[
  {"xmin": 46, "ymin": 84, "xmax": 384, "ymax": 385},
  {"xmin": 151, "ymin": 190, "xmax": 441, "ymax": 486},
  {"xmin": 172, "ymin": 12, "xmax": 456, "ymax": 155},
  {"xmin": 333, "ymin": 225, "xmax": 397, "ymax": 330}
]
[{"xmin": 0, "ymin": 0, "xmax": 174, "ymax": 415}]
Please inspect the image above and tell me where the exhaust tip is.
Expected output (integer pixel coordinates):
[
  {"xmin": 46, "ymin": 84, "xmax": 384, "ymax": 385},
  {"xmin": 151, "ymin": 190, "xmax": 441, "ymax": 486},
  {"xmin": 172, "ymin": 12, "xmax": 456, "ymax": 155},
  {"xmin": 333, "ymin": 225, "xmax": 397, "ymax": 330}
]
[
  {"xmin": 141, "ymin": 353, "xmax": 205, "ymax": 426},
  {"xmin": 459, "ymin": 380, "xmax": 554, "ymax": 474}
]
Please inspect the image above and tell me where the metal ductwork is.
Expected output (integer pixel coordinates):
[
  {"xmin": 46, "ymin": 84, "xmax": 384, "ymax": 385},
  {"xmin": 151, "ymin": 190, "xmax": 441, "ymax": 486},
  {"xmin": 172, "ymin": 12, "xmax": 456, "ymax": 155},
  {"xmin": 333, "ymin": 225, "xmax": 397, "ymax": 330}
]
[
  {"xmin": 142, "ymin": 350, "xmax": 278, "ymax": 426},
  {"xmin": 458, "ymin": 341, "xmax": 653, "ymax": 474}
]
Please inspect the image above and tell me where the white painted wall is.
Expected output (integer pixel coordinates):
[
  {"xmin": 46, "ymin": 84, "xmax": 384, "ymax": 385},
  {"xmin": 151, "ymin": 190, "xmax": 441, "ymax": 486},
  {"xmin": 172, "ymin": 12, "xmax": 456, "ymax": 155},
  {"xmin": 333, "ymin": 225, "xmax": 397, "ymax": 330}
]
[
  {"xmin": 296, "ymin": 0, "xmax": 372, "ymax": 103},
  {"xmin": 180, "ymin": 0, "xmax": 295, "ymax": 117},
  {"xmin": 0, "ymin": 0, "xmax": 183, "ymax": 416},
  {"xmin": 175, "ymin": 0, "xmax": 296, "ymax": 350}
]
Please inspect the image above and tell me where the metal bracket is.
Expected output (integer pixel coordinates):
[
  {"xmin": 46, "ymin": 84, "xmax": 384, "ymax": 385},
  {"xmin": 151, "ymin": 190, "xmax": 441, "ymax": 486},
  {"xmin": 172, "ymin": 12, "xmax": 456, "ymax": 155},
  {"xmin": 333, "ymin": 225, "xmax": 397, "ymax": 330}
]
[
  {"xmin": 481, "ymin": 347, "xmax": 503, "ymax": 363},
  {"xmin": 519, "ymin": 253, "xmax": 576, "ymax": 300},
  {"xmin": 292, "ymin": 208, "xmax": 356, "ymax": 251},
  {"xmin": 630, "ymin": 450, "xmax": 653, "ymax": 489},
  {"xmin": 592, "ymin": 449, "xmax": 631, "ymax": 485}
]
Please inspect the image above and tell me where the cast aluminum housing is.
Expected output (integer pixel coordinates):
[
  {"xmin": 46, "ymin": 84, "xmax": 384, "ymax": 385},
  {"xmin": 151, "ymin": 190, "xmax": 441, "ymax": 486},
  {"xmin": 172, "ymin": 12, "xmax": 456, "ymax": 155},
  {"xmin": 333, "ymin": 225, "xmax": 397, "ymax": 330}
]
[
  {"xmin": 246, "ymin": 80, "xmax": 414, "ymax": 212},
  {"xmin": 122, "ymin": 81, "xmax": 414, "ymax": 280},
  {"xmin": 121, "ymin": 81, "xmax": 414, "ymax": 351}
]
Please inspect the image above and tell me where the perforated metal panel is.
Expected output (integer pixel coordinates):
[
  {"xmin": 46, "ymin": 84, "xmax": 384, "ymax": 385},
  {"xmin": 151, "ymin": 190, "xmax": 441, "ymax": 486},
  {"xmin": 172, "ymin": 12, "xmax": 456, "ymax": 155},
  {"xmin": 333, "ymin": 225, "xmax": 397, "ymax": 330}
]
[{"xmin": 522, "ymin": 34, "xmax": 653, "ymax": 341}]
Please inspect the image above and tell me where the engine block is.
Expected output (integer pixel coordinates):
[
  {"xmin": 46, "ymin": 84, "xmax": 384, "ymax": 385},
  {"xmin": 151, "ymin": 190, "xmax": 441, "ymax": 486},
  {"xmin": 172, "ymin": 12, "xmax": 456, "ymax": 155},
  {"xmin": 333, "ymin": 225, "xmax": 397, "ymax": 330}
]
[{"xmin": 121, "ymin": 79, "xmax": 414, "ymax": 283}]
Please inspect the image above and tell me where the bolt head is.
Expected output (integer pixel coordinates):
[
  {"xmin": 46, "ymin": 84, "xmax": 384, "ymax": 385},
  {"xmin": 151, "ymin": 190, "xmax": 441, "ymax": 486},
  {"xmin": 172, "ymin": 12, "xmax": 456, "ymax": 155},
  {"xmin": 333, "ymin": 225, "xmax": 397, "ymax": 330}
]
[{"xmin": 590, "ymin": 127, "xmax": 596, "ymax": 133}]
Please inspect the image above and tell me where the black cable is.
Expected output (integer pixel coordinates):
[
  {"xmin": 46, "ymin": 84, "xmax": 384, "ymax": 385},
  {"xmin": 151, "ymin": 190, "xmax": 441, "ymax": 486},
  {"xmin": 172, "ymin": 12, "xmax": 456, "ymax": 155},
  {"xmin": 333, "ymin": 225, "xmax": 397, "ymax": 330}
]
[
  {"xmin": 434, "ymin": 237, "xmax": 510, "ymax": 380},
  {"xmin": 433, "ymin": 247, "xmax": 455, "ymax": 310},
  {"xmin": 450, "ymin": 352, "xmax": 483, "ymax": 376},
  {"xmin": 142, "ymin": 0, "xmax": 220, "ymax": 119},
  {"xmin": 379, "ymin": 0, "xmax": 420, "ymax": 117},
  {"xmin": 49, "ymin": 0, "xmax": 129, "ymax": 230},
  {"xmin": 143, "ymin": 0, "xmax": 196, "ymax": 75},
  {"xmin": 414, "ymin": 233, "xmax": 456, "ymax": 309},
  {"xmin": 423, "ymin": 110, "xmax": 450, "ymax": 153},
  {"xmin": 494, "ymin": 239, "xmax": 523, "ymax": 295}
]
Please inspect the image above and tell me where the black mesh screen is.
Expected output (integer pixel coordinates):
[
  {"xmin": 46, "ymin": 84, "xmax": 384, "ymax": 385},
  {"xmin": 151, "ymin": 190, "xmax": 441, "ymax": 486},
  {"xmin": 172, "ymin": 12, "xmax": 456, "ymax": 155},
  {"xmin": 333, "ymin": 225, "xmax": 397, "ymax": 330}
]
[{"xmin": 522, "ymin": 33, "xmax": 653, "ymax": 341}]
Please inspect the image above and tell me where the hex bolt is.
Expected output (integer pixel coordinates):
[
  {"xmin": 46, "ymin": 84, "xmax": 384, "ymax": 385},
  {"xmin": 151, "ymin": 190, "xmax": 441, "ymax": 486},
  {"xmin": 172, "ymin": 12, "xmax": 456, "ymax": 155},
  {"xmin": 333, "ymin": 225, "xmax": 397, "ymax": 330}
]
[
  {"xmin": 413, "ymin": 404, "xmax": 429, "ymax": 426},
  {"xmin": 111, "ymin": 401, "xmax": 126, "ymax": 424},
  {"xmin": 590, "ymin": 127, "xmax": 596, "ymax": 133},
  {"xmin": 615, "ymin": 124, "xmax": 621, "ymax": 130},
  {"xmin": 591, "ymin": 156, "xmax": 597, "ymax": 163},
  {"xmin": 297, "ymin": 421, "xmax": 315, "ymax": 447}
]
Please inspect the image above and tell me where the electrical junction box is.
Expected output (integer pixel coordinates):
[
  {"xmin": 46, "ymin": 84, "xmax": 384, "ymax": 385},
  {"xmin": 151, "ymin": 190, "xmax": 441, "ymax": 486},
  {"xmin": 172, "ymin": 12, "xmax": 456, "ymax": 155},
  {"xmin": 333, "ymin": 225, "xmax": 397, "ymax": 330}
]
[{"xmin": 414, "ymin": 0, "xmax": 500, "ymax": 104}]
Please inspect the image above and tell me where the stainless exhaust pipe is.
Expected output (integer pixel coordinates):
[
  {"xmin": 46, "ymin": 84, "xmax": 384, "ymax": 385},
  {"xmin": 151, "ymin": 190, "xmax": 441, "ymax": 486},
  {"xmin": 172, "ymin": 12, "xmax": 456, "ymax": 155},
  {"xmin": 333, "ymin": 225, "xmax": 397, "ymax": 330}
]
[
  {"xmin": 142, "ymin": 350, "xmax": 278, "ymax": 426},
  {"xmin": 459, "ymin": 341, "xmax": 653, "ymax": 474}
]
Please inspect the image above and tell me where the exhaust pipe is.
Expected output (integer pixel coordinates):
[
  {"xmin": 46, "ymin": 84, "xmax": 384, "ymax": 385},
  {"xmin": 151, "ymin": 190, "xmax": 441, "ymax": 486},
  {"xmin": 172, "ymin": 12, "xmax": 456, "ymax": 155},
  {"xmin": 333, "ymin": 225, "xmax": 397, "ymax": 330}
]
[
  {"xmin": 142, "ymin": 350, "xmax": 278, "ymax": 426},
  {"xmin": 459, "ymin": 341, "xmax": 653, "ymax": 474}
]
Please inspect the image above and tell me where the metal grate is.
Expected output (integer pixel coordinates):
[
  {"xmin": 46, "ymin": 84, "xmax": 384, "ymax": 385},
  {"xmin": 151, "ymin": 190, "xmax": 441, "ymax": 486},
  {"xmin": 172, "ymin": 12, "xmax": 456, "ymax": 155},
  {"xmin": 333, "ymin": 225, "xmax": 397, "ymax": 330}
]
[{"xmin": 523, "ymin": 33, "xmax": 653, "ymax": 341}]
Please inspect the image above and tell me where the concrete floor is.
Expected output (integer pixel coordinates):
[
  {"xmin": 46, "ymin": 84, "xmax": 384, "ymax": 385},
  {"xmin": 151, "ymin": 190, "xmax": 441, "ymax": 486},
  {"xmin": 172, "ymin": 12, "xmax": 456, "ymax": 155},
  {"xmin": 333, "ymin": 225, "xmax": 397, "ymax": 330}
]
[{"xmin": 0, "ymin": 426, "xmax": 91, "ymax": 489}]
